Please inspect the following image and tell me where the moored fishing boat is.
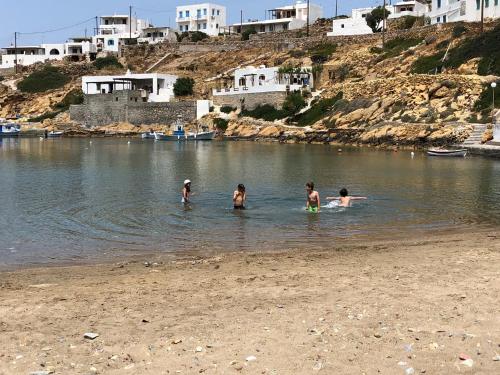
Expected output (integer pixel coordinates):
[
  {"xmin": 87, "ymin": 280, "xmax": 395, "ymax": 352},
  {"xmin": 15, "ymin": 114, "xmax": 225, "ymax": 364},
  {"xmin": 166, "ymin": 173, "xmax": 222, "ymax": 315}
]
[
  {"xmin": 427, "ymin": 148, "xmax": 467, "ymax": 157},
  {"xmin": 47, "ymin": 131, "xmax": 63, "ymax": 138},
  {"xmin": 154, "ymin": 123, "xmax": 215, "ymax": 141},
  {"xmin": 0, "ymin": 123, "xmax": 21, "ymax": 137},
  {"xmin": 141, "ymin": 131, "xmax": 156, "ymax": 139}
]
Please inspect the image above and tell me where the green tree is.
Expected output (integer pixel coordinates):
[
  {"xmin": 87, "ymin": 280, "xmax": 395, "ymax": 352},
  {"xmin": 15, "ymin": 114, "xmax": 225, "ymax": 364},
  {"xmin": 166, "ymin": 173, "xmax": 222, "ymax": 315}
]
[
  {"xmin": 173, "ymin": 77, "xmax": 195, "ymax": 96},
  {"xmin": 366, "ymin": 6, "xmax": 391, "ymax": 33},
  {"xmin": 283, "ymin": 92, "xmax": 306, "ymax": 115},
  {"xmin": 241, "ymin": 27, "xmax": 257, "ymax": 41}
]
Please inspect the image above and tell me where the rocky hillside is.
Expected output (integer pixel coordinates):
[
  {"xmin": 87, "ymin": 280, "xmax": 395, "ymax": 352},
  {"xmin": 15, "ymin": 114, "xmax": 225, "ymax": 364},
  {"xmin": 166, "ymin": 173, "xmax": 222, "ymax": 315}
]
[{"xmin": 1, "ymin": 20, "xmax": 499, "ymax": 147}]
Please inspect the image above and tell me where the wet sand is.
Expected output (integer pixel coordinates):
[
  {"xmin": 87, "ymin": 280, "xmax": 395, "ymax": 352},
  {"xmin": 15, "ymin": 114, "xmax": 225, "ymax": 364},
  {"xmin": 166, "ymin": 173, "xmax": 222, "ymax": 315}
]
[{"xmin": 0, "ymin": 231, "xmax": 499, "ymax": 374}]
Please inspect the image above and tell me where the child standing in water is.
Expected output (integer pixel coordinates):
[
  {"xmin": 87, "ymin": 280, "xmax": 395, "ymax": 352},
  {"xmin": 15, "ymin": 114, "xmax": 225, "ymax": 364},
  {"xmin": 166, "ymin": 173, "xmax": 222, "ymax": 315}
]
[
  {"xmin": 182, "ymin": 179, "xmax": 192, "ymax": 203},
  {"xmin": 306, "ymin": 182, "xmax": 320, "ymax": 213},
  {"xmin": 327, "ymin": 188, "xmax": 367, "ymax": 207},
  {"xmin": 233, "ymin": 184, "xmax": 246, "ymax": 209}
]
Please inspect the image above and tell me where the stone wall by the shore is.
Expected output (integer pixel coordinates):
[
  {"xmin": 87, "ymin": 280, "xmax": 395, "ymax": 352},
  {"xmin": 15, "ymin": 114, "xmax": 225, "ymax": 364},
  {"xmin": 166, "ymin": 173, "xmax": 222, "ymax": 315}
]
[
  {"xmin": 70, "ymin": 90, "xmax": 196, "ymax": 127},
  {"xmin": 212, "ymin": 91, "xmax": 287, "ymax": 110}
]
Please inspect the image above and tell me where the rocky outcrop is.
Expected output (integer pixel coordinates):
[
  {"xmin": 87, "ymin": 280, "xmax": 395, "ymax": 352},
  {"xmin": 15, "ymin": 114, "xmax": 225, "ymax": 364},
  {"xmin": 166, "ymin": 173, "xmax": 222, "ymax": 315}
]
[{"xmin": 224, "ymin": 118, "xmax": 472, "ymax": 148}]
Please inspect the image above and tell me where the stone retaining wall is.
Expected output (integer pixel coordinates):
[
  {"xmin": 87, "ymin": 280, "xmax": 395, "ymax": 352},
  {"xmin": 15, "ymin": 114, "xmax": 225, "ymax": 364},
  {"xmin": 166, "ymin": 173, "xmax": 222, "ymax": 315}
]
[
  {"xmin": 212, "ymin": 91, "xmax": 287, "ymax": 110},
  {"xmin": 70, "ymin": 90, "xmax": 196, "ymax": 127}
]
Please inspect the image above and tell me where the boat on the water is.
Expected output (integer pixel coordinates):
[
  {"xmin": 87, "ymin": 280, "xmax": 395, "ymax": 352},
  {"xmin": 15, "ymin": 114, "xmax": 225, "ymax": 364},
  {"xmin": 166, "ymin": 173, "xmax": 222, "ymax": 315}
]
[
  {"xmin": 427, "ymin": 148, "xmax": 467, "ymax": 157},
  {"xmin": 0, "ymin": 123, "xmax": 21, "ymax": 137},
  {"xmin": 154, "ymin": 123, "xmax": 215, "ymax": 141},
  {"xmin": 47, "ymin": 131, "xmax": 63, "ymax": 138},
  {"xmin": 141, "ymin": 131, "xmax": 156, "ymax": 139}
]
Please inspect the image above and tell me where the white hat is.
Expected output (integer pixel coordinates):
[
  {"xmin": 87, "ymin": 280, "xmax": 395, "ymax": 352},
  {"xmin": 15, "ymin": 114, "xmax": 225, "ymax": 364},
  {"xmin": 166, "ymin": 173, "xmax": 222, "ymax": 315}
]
[{"xmin": 184, "ymin": 179, "xmax": 191, "ymax": 185}]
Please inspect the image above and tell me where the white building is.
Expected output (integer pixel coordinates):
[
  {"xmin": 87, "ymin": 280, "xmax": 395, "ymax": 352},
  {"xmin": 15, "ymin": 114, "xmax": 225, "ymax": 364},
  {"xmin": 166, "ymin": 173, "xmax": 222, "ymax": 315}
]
[
  {"xmin": 228, "ymin": 1, "xmax": 323, "ymax": 34},
  {"xmin": 176, "ymin": 3, "xmax": 227, "ymax": 36},
  {"xmin": 82, "ymin": 71, "xmax": 178, "ymax": 102},
  {"xmin": 430, "ymin": 0, "xmax": 500, "ymax": 24},
  {"xmin": 213, "ymin": 65, "xmax": 313, "ymax": 96},
  {"xmin": 0, "ymin": 40, "xmax": 97, "ymax": 69},
  {"xmin": 93, "ymin": 15, "xmax": 151, "ymax": 53},
  {"xmin": 138, "ymin": 27, "xmax": 177, "ymax": 44},
  {"xmin": 328, "ymin": 1, "xmax": 429, "ymax": 36}
]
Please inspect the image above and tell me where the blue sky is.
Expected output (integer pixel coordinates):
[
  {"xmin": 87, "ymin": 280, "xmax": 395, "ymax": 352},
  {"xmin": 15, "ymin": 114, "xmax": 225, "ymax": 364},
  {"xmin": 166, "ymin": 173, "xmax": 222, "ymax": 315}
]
[{"xmin": 0, "ymin": 0, "xmax": 382, "ymax": 46}]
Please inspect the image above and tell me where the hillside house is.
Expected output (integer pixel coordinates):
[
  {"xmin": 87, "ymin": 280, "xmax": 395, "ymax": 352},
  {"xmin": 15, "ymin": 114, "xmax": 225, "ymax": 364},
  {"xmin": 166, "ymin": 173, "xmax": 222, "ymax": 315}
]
[
  {"xmin": 92, "ymin": 15, "xmax": 151, "ymax": 53},
  {"xmin": 82, "ymin": 71, "xmax": 178, "ymax": 103},
  {"xmin": 176, "ymin": 3, "xmax": 227, "ymax": 36},
  {"xmin": 0, "ymin": 40, "xmax": 97, "ymax": 69},
  {"xmin": 328, "ymin": 1, "xmax": 429, "ymax": 36},
  {"xmin": 138, "ymin": 27, "xmax": 177, "ymax": 44},
  {"xmin": 213, "ymin": 65, "xmax": 313, "ymax": 95},
  {"xmin": 430, "ymin": 0, "xmax": 500, "ymax": 24},
  {"xmin": 227, "ymin": 1, "xmax": 323, "ymax": 34}
]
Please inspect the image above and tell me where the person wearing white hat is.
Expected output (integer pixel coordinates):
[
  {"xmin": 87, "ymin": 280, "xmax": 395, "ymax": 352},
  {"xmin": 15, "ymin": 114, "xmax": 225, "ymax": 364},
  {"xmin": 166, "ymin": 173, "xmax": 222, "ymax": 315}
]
[{"xmin": 182, "ymin": 179, "xmax": 192, "ymax": 204}]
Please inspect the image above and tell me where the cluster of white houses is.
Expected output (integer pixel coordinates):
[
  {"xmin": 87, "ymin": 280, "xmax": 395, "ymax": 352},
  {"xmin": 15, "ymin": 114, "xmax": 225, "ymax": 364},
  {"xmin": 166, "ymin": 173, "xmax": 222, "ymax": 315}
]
[
  {"xmin": 329, "ymin": 0, "xmax": 500, "ymax": 36},
  {"xmin": 2, "ymin": 1, "xmax": 500, "ymax": 69}
]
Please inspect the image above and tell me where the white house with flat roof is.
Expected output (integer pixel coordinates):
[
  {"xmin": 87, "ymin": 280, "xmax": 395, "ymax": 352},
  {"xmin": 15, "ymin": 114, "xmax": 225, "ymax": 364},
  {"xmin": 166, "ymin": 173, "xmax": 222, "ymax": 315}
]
[
  {"xmin": 0, "ymin": 40, "xmax": 97, "ymax": 69},
  {"xmin": 213, "ymin": 65, "xmax": 313, "ymax": 96},
  {"xmin": 328, "ymin": 1, "xmax": 429, "ymax": 36},
  {"xmin": 82, "ymin": 71, "xmax": 178, "ymax": 102},
  {"xmin": 176, "ymin": 3, "xmax": 227, "ymax": 36},
  {"xmin": 138, "ymin": 27, "xmax": 177, "ymax": 44},
  {"xmin": 429, "ymin": 0, "xmax": 500, "ymax": 24},
  {"xmin": 228, "ymin": 1, "xmax": 323, "ymax": 34},
  {"xmin": 92, "ymin": 15, "xmax": 151, "ymax": 52}
]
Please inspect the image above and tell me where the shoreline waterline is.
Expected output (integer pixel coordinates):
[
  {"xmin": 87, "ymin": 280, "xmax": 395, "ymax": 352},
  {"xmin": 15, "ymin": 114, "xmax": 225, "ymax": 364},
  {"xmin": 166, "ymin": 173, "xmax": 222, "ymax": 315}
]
[{"xmin": 0, "ymin": 225, "xmax": 495, "ymax": 272}]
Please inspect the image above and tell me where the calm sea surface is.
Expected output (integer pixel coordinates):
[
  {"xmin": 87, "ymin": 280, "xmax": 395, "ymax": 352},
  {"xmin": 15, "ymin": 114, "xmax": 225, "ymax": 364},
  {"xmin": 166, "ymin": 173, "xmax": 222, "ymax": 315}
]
[{"xmin": 1, "ymin": 138, "xmax": 499, "ymax": 267}]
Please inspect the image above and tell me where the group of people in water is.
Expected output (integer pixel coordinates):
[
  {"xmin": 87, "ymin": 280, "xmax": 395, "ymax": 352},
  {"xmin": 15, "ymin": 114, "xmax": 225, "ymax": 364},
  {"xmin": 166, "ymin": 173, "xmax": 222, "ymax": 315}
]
[{"xmin": 182, "ymin": 180, "xmax": 367, "ymax": 212}]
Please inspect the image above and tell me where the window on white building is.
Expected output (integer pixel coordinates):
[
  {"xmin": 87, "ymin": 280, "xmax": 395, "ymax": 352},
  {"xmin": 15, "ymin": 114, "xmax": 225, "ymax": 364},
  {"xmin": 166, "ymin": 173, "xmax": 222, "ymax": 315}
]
[
  {"xmin": 203, "ymin": 9, "xmax": 207, "ymax": 15},
  {"xmin": 186, "ymin": 10, "xmax": 190, "ymax": 17},
  {"xmin": 212, "ymin": 9, "xmax": 215, "ymax": 16},
  {"xmin": 341, "ymin": 24, "xmax": 345, "ymax": 28},
  {"xmin": 203, "ymin": 23, "xmax": 207, "ymax": 29},
  {"xmin": 217, "ymin": 10, "xmax": 220, "ymax": 15},
  {"xmin": 179, "ymin": 11, "xmax": 183, "ymax": 18}
]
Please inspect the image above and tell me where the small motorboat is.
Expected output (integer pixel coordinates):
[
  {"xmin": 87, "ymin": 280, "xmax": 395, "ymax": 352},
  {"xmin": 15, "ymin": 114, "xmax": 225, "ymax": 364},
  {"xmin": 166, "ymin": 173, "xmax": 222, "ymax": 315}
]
[
  {"xmin": 141, "ymin": 131, "xmax": 156, "ymax": 139},
  {"xmin": 47, "ymin": 131, "xmax": 63, "ymax": 138},
  {"xmin": 0, "ymin": 123, "xmax": 21, "ymax": 137},
  {"xmin": 154, "ymin": 123, "xmax": 215, "ymax": 141},
  {"xmin": 427, "ymin": 148, "xmax": 467, "ymax": 157}
]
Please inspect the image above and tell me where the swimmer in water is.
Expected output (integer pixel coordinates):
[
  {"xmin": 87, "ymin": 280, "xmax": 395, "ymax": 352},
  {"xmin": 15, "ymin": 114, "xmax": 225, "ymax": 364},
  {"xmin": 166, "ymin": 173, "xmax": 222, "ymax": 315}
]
[
  {"xmin": 182, "ymin": 179, "xmax": 192, "ymax": 203},
  {"xmin": 326, "ymin": 188, "xmax": 367, "ymax": 207},
  {"xmin": 233, "ymin": 184, "xmax": 246, "ymax": 209},
  {"xmin": 305, "ymin": 182, "xmax": 320, "ymax": 213}
]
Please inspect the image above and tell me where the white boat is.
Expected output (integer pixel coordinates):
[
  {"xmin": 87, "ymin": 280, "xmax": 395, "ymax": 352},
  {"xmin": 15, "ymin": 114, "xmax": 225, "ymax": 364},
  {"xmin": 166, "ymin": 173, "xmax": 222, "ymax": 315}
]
[
  {"xmin": 47, "ymin": 131, "xmax": 63, "ymax": 138},
  {"xmin": 154, "ymin": 123, "xmax": 215, "ymax": 141},
  {"xmin": 427, "ymin": 148, "xmax": 467, "ymax": 157},
  {"xmin": 0, "ymin": 123, "xmax": 21, "ymax": 137},
  {"xmin": 141, "ymin": 131, "xmax": 156, "ymax": 139}
]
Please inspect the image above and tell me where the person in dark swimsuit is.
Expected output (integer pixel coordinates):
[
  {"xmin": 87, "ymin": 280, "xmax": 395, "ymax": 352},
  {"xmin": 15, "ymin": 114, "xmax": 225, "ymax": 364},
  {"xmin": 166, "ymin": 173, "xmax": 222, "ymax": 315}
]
[{"xmin": 233, "ymin": 184, "xmax": 246, "ymax": 209}]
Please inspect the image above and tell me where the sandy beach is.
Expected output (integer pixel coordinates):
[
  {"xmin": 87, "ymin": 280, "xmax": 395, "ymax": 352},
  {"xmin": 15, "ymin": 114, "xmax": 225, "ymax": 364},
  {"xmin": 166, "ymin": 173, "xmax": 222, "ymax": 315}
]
[{"xmin": 0, "ymin": 231, "xmax": 499, "ymax": 375}]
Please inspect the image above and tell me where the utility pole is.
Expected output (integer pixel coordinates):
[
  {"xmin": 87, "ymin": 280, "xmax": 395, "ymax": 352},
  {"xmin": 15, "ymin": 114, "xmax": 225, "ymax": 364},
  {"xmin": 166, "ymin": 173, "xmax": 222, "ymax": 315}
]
[
  {"xmin": 240, "ymin": 10, "xmax": 243, "ymax": 33},
  {"xmin": 382, "ymin": 0, "xmax": 387, "ymax": 48},
  {"xmin": 129, "ymin": 5, "xmax": 133, "ymax": 41},
  {"xmin": 335, "ymin": 0, "xmax": 338, "ymax": 18},
  {"xmin": 95, "ymin": 16, "xmax": 99, "ymax": 36},
  {"xmin": 307, "ymin": 0, "xmax": 310, "ymax": 36},
  {"xmin": 14, "ymin": 32, "xmax": 18, "ymax": 74},
  {"xmin": 480, "ymin": 0, "xmax": 485, "ymax": 33}
]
